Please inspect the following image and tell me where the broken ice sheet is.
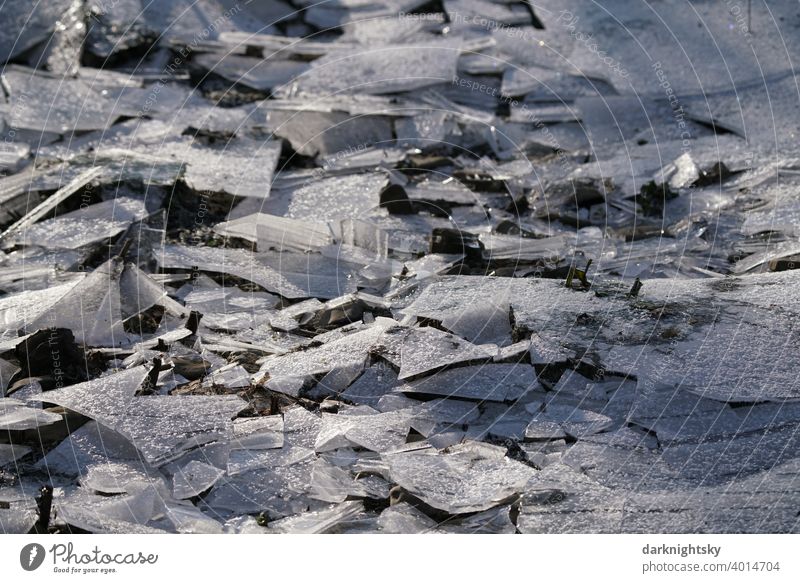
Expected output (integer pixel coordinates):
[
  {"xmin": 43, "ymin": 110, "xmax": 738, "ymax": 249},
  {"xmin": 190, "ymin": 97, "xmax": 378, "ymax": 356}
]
[
  {"xmin": 163, "ymin": 502, "xmax": 225, "ymax": 534},
  {"xmin": 341, "ymin": 365, "xmax": 400, "ymax": 406},
  {"xmin": 35, "ymin": 367, "xmax": 147, "ymax": 420},
  {"xmin": 385, "ymin": 441, "xmax": 537, "ymax": 514},
  {"xmin": 315, "ymin": 407, "xmax": 417, "ymax": 454},
  {"xmin": 56, "ymin": 483, "xmax": 164, "ymax": 534},
  {"xmin": 268, "ymin": 500, "xmax": 364, "ymax": 534},
  {"xmin": 562, "ymin": 441, "xmax": 684, "ymax": 492},
  {"xmin": 38, "ymin": 367, "xmax": 247, "ymax": 466},
  {"xmin": 530, "ymin": 404, "xmax": 615, "ymax": 439},
  {"xmin": 83, "ymin": 0, "xmax": 154, "ymax": 61},
  {"xmin": 0, "ymin": 0, "xmax": 796, "ymax": 538},
  {"xmin": 102, "ymin": 395, "xmax": 247, "ymax": 467},
  {"xmin": 339, "ymin": 9, "xmax": 442, "ymax": 43},
  {"xmin": 0, "ymin": 67, "xmax": 119, "ymax": 134},
  {"xmin": 0, "ymin": 284, "xmax": 78, "ymax": 338},
  {"xmin": 517, "ymin": 461, "xmax": 627, "ymax": 534},
  {"xmin": 437, "ymin": 504, "xmax": 516, "ymax": 534},
  {"xmin": 0, "ymin": 443, "xmax": 31, "ymax": 467},
  {"xmin": 204, "ymin": 461, "xmax": 315, "ymax": 516},
  {"xmin": 400, "ymin": 363, "xmax": 541, "ymax": 402},
  {"xmin": 301, "ymin": 0, "xmax": 426, "ymax": 30},
  {"xmin": 192, "ymin": 52, "xmax": 310, "ymax": 92},
  {"xmin": 38, "ymin": 421, "xmax": 146, "ymax": 480},
  {"xmin": 0, "ymin": 498, "xmax": 38, "ymax": 534},
  {"xmin": 637, "ymin": 315, "xmax": 800, "ymax": 403},
  {"xmin": 394, "ymin": 110, "xmax": 453, "ymax": 149},
  {"xmin": 232, "ymin": 416, "xmax": 284, "ymax": 450},
  {"xmin": 440, "ymin": 295, "xmax": 512, "ymax": 346},
  {"xmin": 258, "ymin": 318, "xmax": 396, "ymax": 383},
  {"xmin": 308, "ymin": 458, "xmax": 366, "ymax": 503},
  {"xmin": 0, "ymin": 398, "xmax": 62, "ymax": 431},
  {"xmin": 119, "ymin": 262, "xmax": 190, "ymax": 321},
  {"xmin": 0, "ymin": 142, "xmax": 30, "ymax": 173},
  {"xmin": 627, "ymin": 382, "xmax": 742, "ymax": 445},
  {"xmin": 9, "ymin": 197, "xmax": 151, "ymax": 250},
  {"xmin": 740, "ymin": 172, "xmax": 800, "ymax": 238},
  {"xmin": 158, "ymin": 245, "xmax": 357, "ymax": 300},
  {"xmin": 266, "ymin": 105, "xmax": 395, "ymax": 157},
  {"xmin": 81, "ymin": 462, "xmax": 163, "ymax": 495},
  {"xmin": 183, "ymin": 286, "xmax": 279, "ymax": 323},
  {"xmin": 512, "ymin": 74, "xmax": 616, "ymax": 104},
  {"xmin": 377, "ymin": 501, "xmax": 437, "ymax": 533},
  {"xmin": 262, "ymin": 172, "xmax": 388, "ymax": 222},
  {"xmin": 292, "ymin": 38, "xmax": 462, "ymax": 95},
  {"xmin": 227, "ymin": 443, "xmax": 315, "ymax": 477},
  {"xmin": 660, "ymin": 425, "xmax": 800, "ymax": 485},
  {"xmin": 213, "ymin": 213, "xmax": 333, "ymax": 252},
  {"xmin": 178, "ymin": 138, "xmax": 281, "ymax": 199},
  {"xmin": 27, "ymin": 258, "xmax": 128, "ymax": 347},
  {"xmin": 145, "ymin": 0, "xmax": 290, "ymax": 43},
  {"xmin": 201, "ymin": 364, "xmax": 251, "ymax": 391},
  {"xmin": 386, "ymin": 326, "xmax": 496, "ymax": 380},
  {"xmin": 172, "ymin": 460, "xmax": 225, "ymax": 499},
  {"xmin": 283, "ymin": 406, "xmax": 323, "ymax": 449},
  {"xmin": 1, "ymin": 0, "xmax": 73, "ymax": 62},
  {"xmin": 683, "ymin": 74, "xmax": 800, "ymax": 152}
]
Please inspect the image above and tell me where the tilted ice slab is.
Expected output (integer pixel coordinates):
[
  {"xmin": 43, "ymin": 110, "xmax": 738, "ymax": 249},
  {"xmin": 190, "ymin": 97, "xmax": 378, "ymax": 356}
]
[
  {"xmin": 262, "ymin": 172, "xmax": 388, "ymax": 223},
  {"xmin": 399, "ymin": 363, "xmax": 541, "ymax": 402},
  {"xmin": 27, "ymin": 257, "xmax": 128, "ymax": 347},
  {"xmin": 0, "ymin": 443, "xmax": 31, "ymax": 467},
  {"xmin": 257, "ymin": 318, "xmax": 397, "ymax": 384},
  {"xmin": 214, "ymin": 212, "xmax": 333, "ymax": 252},
  {"xmin": 56, "ymin": 483, "xmax": 165, "ymax": 534},
  {"xmin": 172, "ymin": 460, "xmax": 226, "ymax": 499},
  {"xmin": 315, "ymin": 406, "xmax": 417, "ymax": 454},
  {"xmin": 8, "ymin": 197, "xmax": 150, "ymax": 250},
  {"xmin": 158, "ymin": 244, "xmax": 358, "ymax": 300},
  {"xmin": 38, "ymin": 367, "xmax": 247, "ymax": 466},
  {"xmin": 294, "ymin": 38, "xmax": 462, "ymax": 95},
  {"xmin": 38, "ymin": 421, "xmax": 147, "ymax": 479},
  {"xmin": 268, "ymin": 500, "xmax": 364, "ymax": 534},
  {"xmin": 0, "ymin": 66, "xmax": 119, "ymax": 133},
  {"xmin": 385, "ymin": 441, "xmax": 537, "ymax": 514},
  {"xmin": 0, "ymin": 398, "xmax": 62, "ymax": 431},
  {"xmin": 0, "ymin": 280, "xmax": 82, "ymax": 335},
  {"xmin": 164, "ymin": 138, "xmax": 281, "ymax": 199},
  {"xmin": 97, "ymin": 395, "xmax": 247, "ymax": 467},
  {"xmin": 388, "ymin": 326, "xmax": 496, "ymax": 381}
]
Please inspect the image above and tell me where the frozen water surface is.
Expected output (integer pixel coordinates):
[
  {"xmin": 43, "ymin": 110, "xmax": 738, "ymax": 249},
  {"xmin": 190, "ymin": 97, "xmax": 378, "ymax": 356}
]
[{"xmin": 1, "ymin": 0, "xmax": 799, "ymax": 535}]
